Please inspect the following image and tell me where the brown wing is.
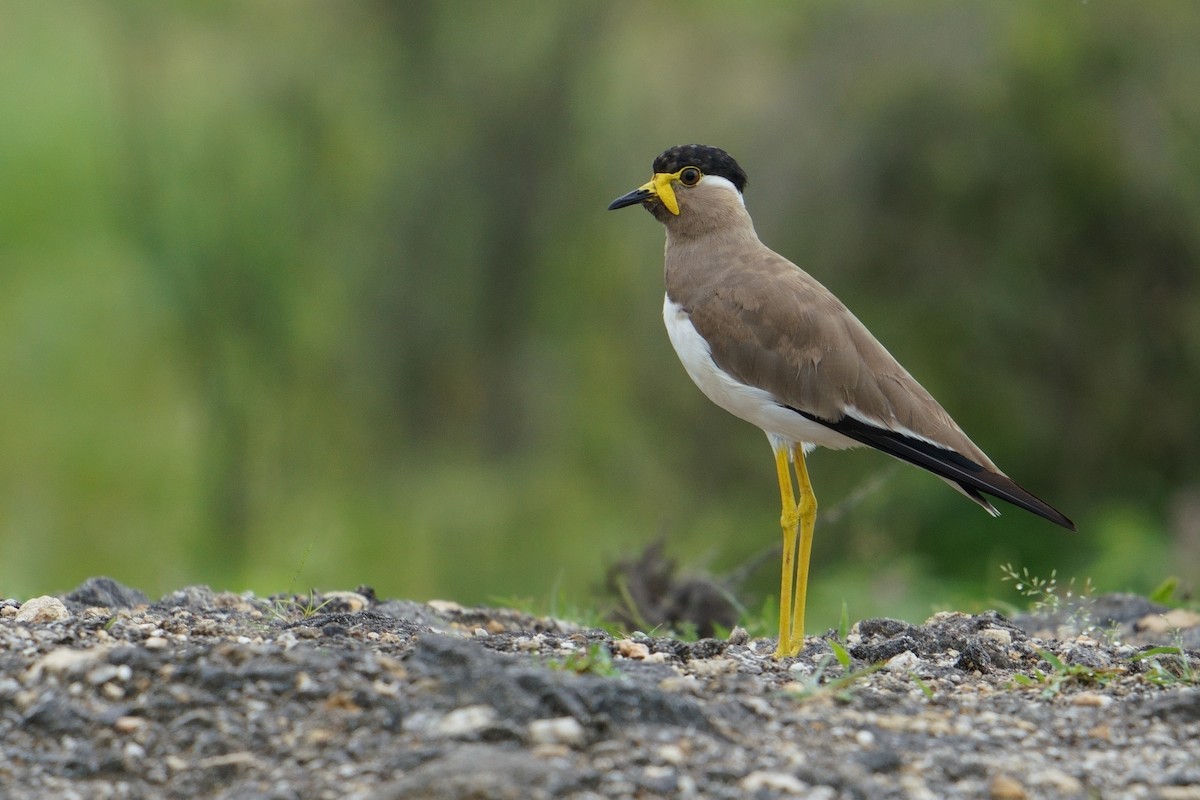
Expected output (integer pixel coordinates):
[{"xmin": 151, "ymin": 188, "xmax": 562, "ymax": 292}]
[
  {"xmin": 683, "ymin": 247, "xmax": 987, "ymax": 458},
  {"xmin": 675, "ymin": 245, "xmax": 1075, "ymax": 530}
]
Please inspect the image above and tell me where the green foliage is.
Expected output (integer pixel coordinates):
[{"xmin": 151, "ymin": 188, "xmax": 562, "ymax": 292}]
[
  {"xmin": 787, "ymin": 646, "xmax": 884, "ymax": 703},
  {"xmin": 829, "ymin": 640, "xmax": 853, "ymax": 669},
  {"xmin": 1015, "ymin": 645, "xmax": 1198, "ymax": 695},
  {"xmin": 607, "ymin": 574, "xmax": 654, "ymax": 635},
  {"xmin": 708, "ymin": 621, "xmax": 733, "ymax": 641},
  {"xmin": 1133, "ymin": 645, "xmax": 1197, "ymax": 687},
  {"xmin": 910, "ymin": 673, "xmax": 936, "ymax": 701},
  {"xmin": 0, "ymin": 3, "xmax": 1197, "ymax": 619},
  {"xmin": 550, "ymin": 643, "xmax": 618, "ymax": 678},
  {"xmin": 1011, "ymin": 649, "xmax": 1122, "ymax": 698},
  {"xmin": 1148, "ymin": 578, "xmax": 1180, "ymax": 606},
  {"xmin": 741, "ymin": 594, "xmax": 782, "ymax": 642},
  {"xmin": 266, "ymin": 590, "xmax": 333, "ymax": 623}
]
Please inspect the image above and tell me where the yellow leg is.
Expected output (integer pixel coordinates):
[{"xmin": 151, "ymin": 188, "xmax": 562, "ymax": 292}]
[
  {"xmin": 773, "ymin": 446, "xmax": 799, "ymax": 658},
  {"xmin": 789, "ymin": 444, "xmax": 817, "ymax": 652}
]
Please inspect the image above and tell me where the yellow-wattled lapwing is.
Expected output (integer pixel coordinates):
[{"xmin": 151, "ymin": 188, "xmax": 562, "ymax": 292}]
[{"xmin": 608, "ymin": 144, "xmax": 1074, "ymax": 657}]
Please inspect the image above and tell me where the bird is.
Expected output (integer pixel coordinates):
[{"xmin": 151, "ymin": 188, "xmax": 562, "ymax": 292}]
[{"xmin": 607, "ymin": 144, "xmax": 1075, "ymax": 658}]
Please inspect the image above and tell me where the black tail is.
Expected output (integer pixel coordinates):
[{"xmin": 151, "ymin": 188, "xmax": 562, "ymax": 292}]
[{"xmin": 794, "ymin": 409, "xmax": 1076, "ymax": 531}]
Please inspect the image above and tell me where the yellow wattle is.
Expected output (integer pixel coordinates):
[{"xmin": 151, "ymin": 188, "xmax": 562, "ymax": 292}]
[{"xmin": 651, "ymin": 172, "xmax": 680, "ymax": 215}]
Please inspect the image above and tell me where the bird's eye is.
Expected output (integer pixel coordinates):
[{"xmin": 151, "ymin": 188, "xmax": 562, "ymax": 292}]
[{"xmin": 679, "ymin": 167, "xmax": 702, "ymax": 186}]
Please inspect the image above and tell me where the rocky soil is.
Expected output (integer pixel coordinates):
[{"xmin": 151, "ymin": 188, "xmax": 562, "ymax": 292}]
[{"xmin": 2, "ymin": 577, "xmax": 1199, "ymax": 799}]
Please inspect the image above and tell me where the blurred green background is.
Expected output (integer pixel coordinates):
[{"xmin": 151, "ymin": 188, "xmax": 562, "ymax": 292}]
[{"xmin": 2, "ymin": 2, "xmax": 1198, "ymax": 627}]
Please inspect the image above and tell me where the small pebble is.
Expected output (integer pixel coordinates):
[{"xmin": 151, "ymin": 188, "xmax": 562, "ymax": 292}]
[
  {"xmin": 741, "ymin": 695, "xmax": 774, "ymax": 717},
  {"xmin": 114, "ymin": 716, "xmax": 146, "ymax": 734},
  {"xmin": 727, "ymin": 626, "xmax": 750, "ymax": 645},
  {"xmin": 15, "ymin": 597, "xmax": 70, "ymax": 624},
  {"xmin": 1071, "ymin": 691, "xmax": 1112, "ymax": 708},
  {"xmin": 1159, "ymin": 788, "xmax": 1200, "ymax": 800},
  {"xmin": 1030, "ymin": 767, "xmax": 1084, "ymax": 794},
  {"xmin": 30, "ymin": 647, "xmax": 109, "ymax": 679},
  {"xmin": 426, "ymin": 599, "xmax": 464, "ymax": 614},
  {"xmin": 433, "ymin": 705, "xmax": 496, "ymax": 738},
  {"xmin": 885, "ymin": 650, "xmax": 921, "ymax": 673},
  {"xmin": 741, "ymin": 771, "xmax": 806, "ymax": 794},
  {"xmin": 1137, "ymin": 608, "xmax": 1200, "ymax": 633},
  {"xmin": 980, "ymin": 628, "xmax": 1012, "ymax": 646},
  {"xmin": 528, "ymin": 716, "xmax": 585, "ymax": 747},
  {"xmin": 989, "ymin": 773, "xmax": 1028, "ymax": 799},
  {"xmin": 530, "ymin": 743, "xmax": 571, "ymax": 759},
  {"xmin": 87, "ymin": 665, "xmax": 122, "ymax": 685},
  {"xmin": 689, "ymin": 658, "xmax": 737, "ymax": 677},
  {"xmin": 614, "ymin": 639, "xmax": 650, "ymax": 659},
  {"xmin": 306, "ymin": 728, "xmax": 335, "ymax": 745},
  {"xmin": 659, "ymin": 675, "xmax": 700, "ymax": 693},
  {"xmin": 639, "ymin": 764, "xmax": 678, "ymax": 793},
  {"xmin": 320, "ymin": 591, "xmax": 368, "ymax": 612},
  {"xmin": 657, "ymin": 744, "xmax": 686, "ymax": 765},
  {"xmin": 144, "ymin": 636, "xmax": 169, "ymax": 650}
]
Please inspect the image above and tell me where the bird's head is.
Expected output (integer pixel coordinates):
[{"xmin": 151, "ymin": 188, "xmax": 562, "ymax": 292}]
[{"xmin": 608, "ymin": 144, "xmax": 749, "ymax": 226}]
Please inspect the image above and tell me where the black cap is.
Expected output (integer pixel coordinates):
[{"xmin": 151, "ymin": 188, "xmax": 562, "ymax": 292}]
[{"xmin": 652, "ymin": 145, "xmax": 748, "ymax": 194}]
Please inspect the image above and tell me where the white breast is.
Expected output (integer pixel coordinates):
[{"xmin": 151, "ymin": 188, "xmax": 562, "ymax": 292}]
[{"xmin": 663, "ymin": 295, "xmax": 860, "ymax": 452}]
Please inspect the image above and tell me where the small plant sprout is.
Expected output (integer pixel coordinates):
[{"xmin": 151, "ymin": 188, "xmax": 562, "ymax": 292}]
[
  {"xmin": 911, "ymin": 673, "xmax": 936, "ymax": 700},
  {"xmin": 838, "ymin": 601, "xmax": 851, "ymax": 641},
  {"xmin": 999, "ymin": 563, "xmax": 1109, "ymax": 641},
  {"xmin": 1133, "ymin": 643, "xmax": 1197, "ymax": 686},
  {"xmin": 266, "ymin": 590, "xmax": 333, "ymax": 622},
  {"xmin": 1011, "ymin": 648, "xmax": 1123, "ymax": 698},
  {"xmin": 551, "ymin": 643, "xmax": 619, "ymax": 677},
  {"xmin": 1148, "ymin": 577, "xmax": 1179, "ymax": 605},
  {"xmin": 788, "ymin": 644, "xmax": 883, "ymax": 703},
  {"xmin": 1000, "ymin": 564, "xmax": 1095, "ymax": 615}
]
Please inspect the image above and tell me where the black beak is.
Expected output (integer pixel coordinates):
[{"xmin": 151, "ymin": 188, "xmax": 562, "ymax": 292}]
[{"xmin": 607, "ymin": 187, "xmax": 653, "ymax": 211}]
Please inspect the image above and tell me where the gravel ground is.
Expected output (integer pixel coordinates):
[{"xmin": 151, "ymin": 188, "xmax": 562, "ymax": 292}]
[{"xmin": 2, "ymin": 577, "xmax": 1199, "ymax": 800}]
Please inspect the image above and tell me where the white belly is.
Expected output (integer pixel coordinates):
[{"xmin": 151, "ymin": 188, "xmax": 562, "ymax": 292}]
[{"xmin": 663, "ymin": 295, "xmax": 859, "ymax": 452}]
